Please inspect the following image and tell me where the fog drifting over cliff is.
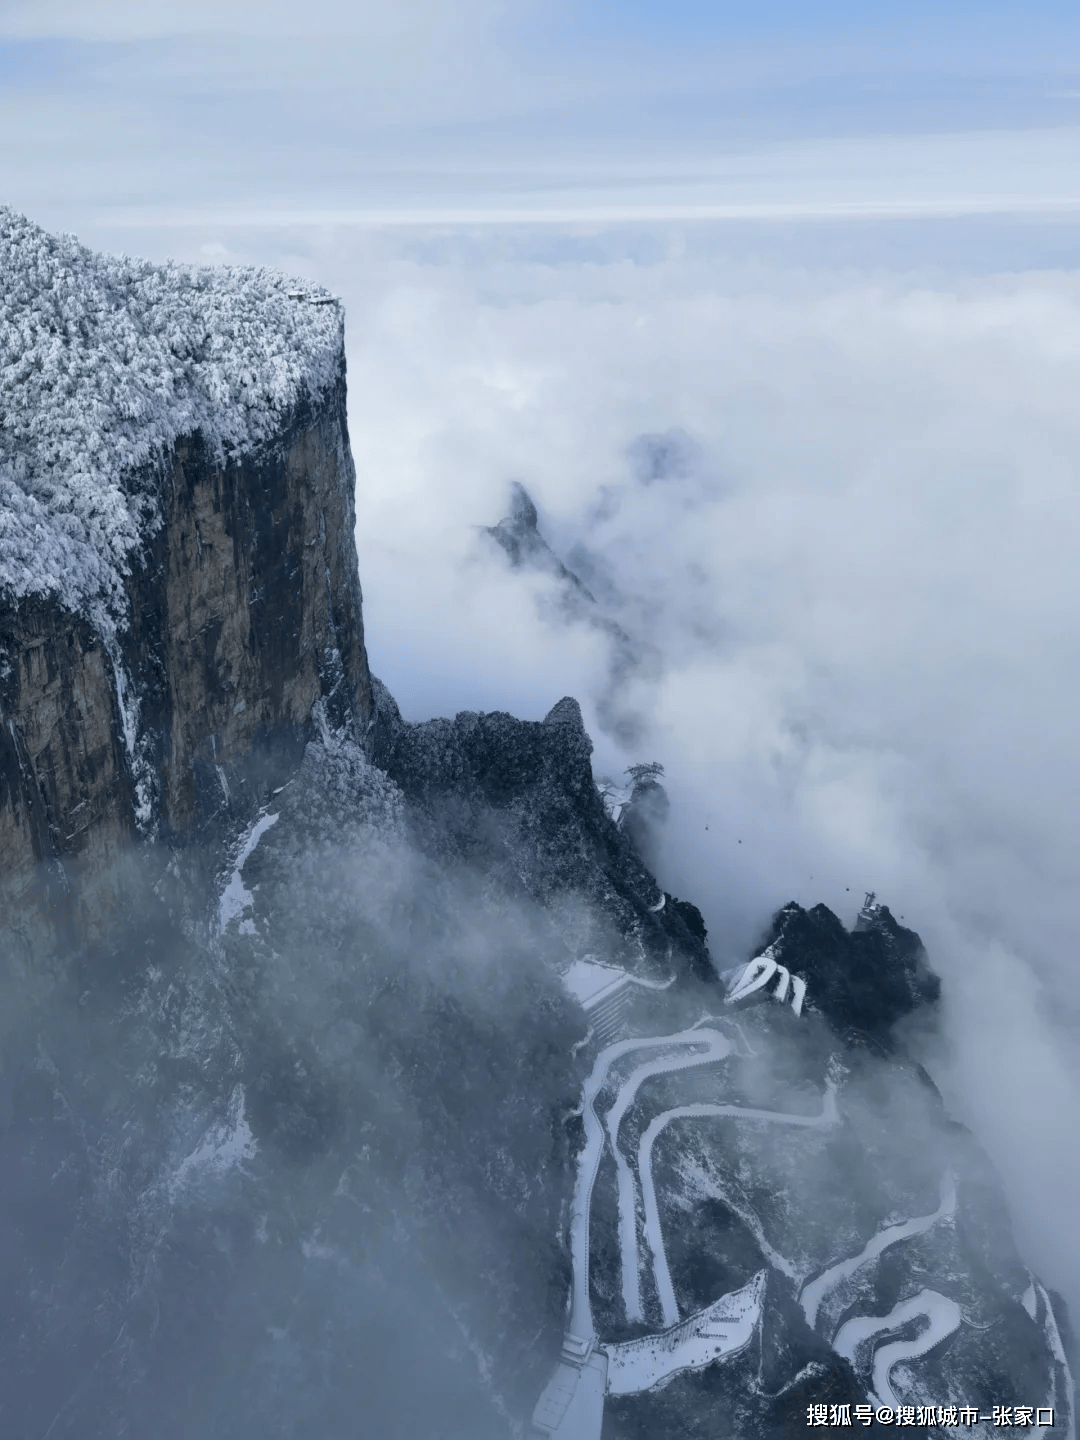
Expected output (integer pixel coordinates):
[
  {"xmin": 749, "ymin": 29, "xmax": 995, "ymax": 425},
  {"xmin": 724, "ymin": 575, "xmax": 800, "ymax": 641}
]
[
  {"xmin": 253, "ymin": 222, "xmax": 1080, "ymax": 1321},
  {"xmin": 34, "ymin": 217, "xmax": 1080, "ymax": 1332}
]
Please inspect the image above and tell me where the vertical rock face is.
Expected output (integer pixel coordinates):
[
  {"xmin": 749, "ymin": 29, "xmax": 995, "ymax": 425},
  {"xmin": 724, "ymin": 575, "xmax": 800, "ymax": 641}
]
[
  {"xmin": 0, "ymin": 598, "xmax": 132, "ymax": 969},
  {"xmin": 0, "ymin": 211, "xmax": 371, "ymax": 972},
  {"xmin": 136, "ymin": 377, "xmax": 370, "ymax": 836}
]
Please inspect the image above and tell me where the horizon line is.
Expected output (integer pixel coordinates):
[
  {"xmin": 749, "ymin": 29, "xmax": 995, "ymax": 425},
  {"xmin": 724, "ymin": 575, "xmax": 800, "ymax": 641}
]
[{"xmin": 87, "ymin": 193, "xmax": 1080, "ymax": 231}]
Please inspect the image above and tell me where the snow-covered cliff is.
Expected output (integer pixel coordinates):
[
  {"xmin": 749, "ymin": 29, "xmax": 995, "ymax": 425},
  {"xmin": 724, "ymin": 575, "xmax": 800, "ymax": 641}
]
[{"xmin": 0, "ymin": 211, "xmax": 371, "ymax": 974}]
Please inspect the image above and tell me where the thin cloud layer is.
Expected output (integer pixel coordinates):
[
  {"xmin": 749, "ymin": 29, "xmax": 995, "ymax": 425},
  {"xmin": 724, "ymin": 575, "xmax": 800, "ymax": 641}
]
[
  {"xmin": 8, "ymin": 0, "xmax": 1080, "ymax": 231},
  {"xmin": 0, "ymin": 0, "xmax": 514, "ymax": 40}
]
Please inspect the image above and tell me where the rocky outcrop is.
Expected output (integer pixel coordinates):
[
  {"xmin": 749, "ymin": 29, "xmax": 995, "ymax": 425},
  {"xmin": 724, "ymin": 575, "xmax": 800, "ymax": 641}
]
[
  {"xmin": 371, "ymin": 680, "xmax": 714, "ymax": 984},
  {"xmin": 0, "ymin": 212, "xmax": 371, "ymax": 978},
  {"xmin": 483, "ymin": 482, "xmax": 654, "ymax": 746},
  {"xmin": 754, "ymin": 894, "xmax": 941, "ymax": 1040}
]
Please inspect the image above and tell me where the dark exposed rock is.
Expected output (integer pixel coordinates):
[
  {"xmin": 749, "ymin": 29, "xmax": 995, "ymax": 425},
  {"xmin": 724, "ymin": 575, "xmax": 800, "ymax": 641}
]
[
  {"xmin": 371, "ymin": 680, "xmax": 714, "ymax": 984},
  {"xmin": 754, "ymin": 895, "xmax": 941, "ymax": 1040}
]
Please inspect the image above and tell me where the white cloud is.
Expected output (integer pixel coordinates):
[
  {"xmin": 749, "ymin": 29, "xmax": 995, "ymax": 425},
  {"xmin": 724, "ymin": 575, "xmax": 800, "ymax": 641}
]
[{"xmin": 291, "ymin": 230, "xmax": 1080, "ymax": 1316}]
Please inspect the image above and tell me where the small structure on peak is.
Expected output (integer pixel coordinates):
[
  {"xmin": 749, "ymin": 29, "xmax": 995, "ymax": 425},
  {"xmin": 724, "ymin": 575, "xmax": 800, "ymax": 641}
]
[{"xmin": 859, "ymin": 890, "xmax": 880, "ymax": 922}]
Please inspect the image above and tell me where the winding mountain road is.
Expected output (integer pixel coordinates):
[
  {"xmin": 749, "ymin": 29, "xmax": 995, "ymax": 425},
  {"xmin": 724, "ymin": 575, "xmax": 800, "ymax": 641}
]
[
  {"xmin": 567, "ymin": 1028, "xmax": 737, "ymax": 1342},
  {"xmin": 533, "ymin": 1008, "xmax": 958, "ymax": 1437},
  {"xmin": 833, "ymin": 1289, "xmax": 962, "ymax": 1409},
  {"xmin": 637, "ymin": 1079, "xmax": 839, "ymax": 1328},
  {"xmin": 799, "ymin": 1172, "xmax": 956, "ymax": 1334},
  {"xmin": 536, "ymin": 1021, "xmax": 843, "ymax": 1436},
  {"xmin": 603, "ymin": 1028, "xmax": 736, "ymax": 1323}
]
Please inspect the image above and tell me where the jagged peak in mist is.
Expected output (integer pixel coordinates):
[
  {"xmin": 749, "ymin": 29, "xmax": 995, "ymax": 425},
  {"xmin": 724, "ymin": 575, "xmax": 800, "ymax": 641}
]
[
  {"xmin": 482, "ymin": 481, "xmax": 661, "ymax": 746},
  {"xmin": 754, "ymin": 895, "xmax": 941, "ymax": 1040},
  {"xmin": 485, "ymin": 480, "xmax": 596, "ymax": 602}
]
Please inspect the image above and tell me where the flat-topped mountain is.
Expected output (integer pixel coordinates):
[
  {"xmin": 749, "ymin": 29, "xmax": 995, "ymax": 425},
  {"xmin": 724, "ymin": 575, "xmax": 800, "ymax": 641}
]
[{"xmin": 0, "ymin": 209, "xmax": 371, "ymax": 975}]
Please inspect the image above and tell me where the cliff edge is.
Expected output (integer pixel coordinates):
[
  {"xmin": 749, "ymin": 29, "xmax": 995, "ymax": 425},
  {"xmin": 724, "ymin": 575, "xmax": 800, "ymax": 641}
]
[{"xmin": 0, "ymin": 211, "xmax": 372, "ymax": 974}]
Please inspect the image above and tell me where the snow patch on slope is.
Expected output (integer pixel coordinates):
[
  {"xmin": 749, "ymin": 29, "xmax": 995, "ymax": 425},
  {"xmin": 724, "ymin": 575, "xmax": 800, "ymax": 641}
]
[
  {"xmin": 605, "ymin": 1272, "xmax": 765, "ymax": 1396},
  {"xmin": 219, "ymin": 811, "xmax": 279, "ymax": 931},
  {"xmin": 168, "ymin": 1084, "xmax": 257, "ymax": 1200}
]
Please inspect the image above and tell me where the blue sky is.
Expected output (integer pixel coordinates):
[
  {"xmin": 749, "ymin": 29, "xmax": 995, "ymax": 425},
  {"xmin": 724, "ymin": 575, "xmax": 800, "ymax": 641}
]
[
  {"xmin": 577, "ymin": 0, "xmax": 1075, "ymax": 45},
  {"xmin": 4, "ymin": 1, "xmax": 1080, "ymax": 234}
]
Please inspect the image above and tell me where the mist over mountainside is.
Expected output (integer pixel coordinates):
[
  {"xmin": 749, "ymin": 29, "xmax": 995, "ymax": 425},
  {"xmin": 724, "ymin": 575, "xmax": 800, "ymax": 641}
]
[{"xmin": 0, "ymin": 215, "xmax": 1075, "ymax": 1439}]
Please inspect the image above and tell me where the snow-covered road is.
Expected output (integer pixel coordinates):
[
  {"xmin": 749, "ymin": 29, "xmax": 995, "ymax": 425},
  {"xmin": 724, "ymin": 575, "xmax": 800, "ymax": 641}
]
[
  {"xmin": 536, "ymin": 960, "xmax": 1071, "ymax": 1437},
  {"xmin": 726, "ymin": 948, "xmax": 807, "ymax": 1016},
  {"xmin": 833, "ymin": 1289, "xmax": 962, "ymax": 1409},
  {"xmin": 533, "ymin": 1006, "xmax": 896, "ymax": 1436},
  {"xmin": 603, "ymin": 1028, "xmax": 735, "ymax": 1323},
  {"xmin": 567, "ymin": 1027, "xmax": 736, "ymax": 1342},
  {"xmin": 638, "ymin": 1079, "xmax": 839, "ymax": 1328},
  {"xmin": 536, "ymin": 1020, "xmax": 843, "ymax": 1435},
  {"xmin": 799, "ymin": 1172, "xmax": 956, "ymax": 1334}
]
